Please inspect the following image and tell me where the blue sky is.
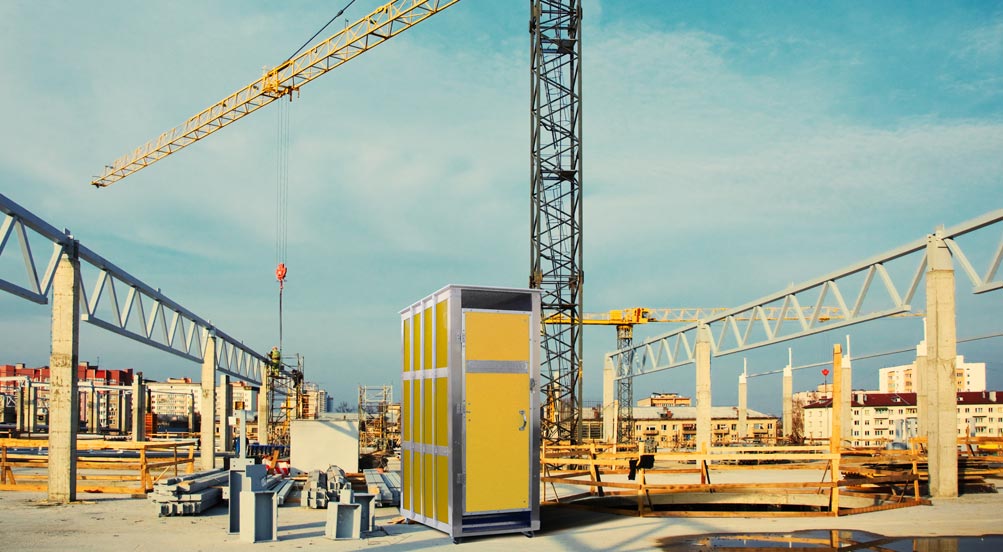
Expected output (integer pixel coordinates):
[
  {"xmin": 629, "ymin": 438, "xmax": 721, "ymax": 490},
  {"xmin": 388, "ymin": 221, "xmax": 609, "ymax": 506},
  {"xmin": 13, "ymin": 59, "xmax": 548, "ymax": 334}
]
[{"xmin": 1, "ymin": 1, "xmax": 1001, "ymax": 416}]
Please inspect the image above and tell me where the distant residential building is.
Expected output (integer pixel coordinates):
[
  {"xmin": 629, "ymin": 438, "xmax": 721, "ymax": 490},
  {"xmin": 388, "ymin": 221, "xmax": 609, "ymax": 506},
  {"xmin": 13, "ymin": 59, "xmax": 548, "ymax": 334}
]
[
  {"xmin": 148, "ymin": 377, "xmax": 200, "ymax": 420},
  {"xmin": 637, "ymin": 392, "xmax": 692, "ymax": 407},
  {"xmin": 230, "ymin": 381, "xmax": 256, "ymax": 412},
  {"xmin": 879, "ymin": 355, "xmax": 986, "ymax": 393},
  {"xmin": 803, "ymin": 391, "xmax": 1003, "ymax": 446},
  {"xmin": 632, "ymin": 405, "xmax": 778, "ymax": 447},
  {"xmin": 0, "ymin": 362, "xmax": 134, "ymax": 388},
  {"xmin": 300, "ymin": 382, "xmax": 328, "ymax": 419}
]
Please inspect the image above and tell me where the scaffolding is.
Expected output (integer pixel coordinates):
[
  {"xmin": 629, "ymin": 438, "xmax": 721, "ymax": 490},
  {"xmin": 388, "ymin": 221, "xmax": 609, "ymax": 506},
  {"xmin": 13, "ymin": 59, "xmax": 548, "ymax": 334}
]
[
  {"xmin": 359, "ymin": 385, "xmax": 396, "ymax": 453},
  {"xmin": 266, "ymin": 354, "xmax": 303, "ymax": 446}
]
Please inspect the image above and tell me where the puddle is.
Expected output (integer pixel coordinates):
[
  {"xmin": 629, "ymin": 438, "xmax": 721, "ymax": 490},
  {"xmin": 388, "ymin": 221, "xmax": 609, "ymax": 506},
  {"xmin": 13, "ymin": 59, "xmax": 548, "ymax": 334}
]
[{"xmin": 657, "ymin": 530, "xmax": 1003, "ymax": 551}]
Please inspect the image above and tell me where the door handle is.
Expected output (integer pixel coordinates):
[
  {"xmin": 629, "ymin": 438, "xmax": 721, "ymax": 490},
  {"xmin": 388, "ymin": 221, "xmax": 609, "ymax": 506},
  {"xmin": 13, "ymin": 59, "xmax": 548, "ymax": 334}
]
[{"xmin": 518, "ymin": 410, "xmax": 527, "ymax": 432}]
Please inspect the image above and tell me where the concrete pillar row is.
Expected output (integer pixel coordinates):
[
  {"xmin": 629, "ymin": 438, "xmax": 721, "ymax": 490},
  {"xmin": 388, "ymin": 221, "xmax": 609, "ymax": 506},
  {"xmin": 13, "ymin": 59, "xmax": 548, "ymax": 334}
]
[
  {"xmin": 925, "ymin": 234, "xmax": 959, "ymax": 499},
  {"xmin": 48, "ymin": 252, "xmax": 80, "ymax": 503},
  {"xmin": 695, "ymin": 324, "xmax": 712, "ymax": 452},
  {"xmin": 200, "ymin": 336, "xmax": 218, "ymax": 471}
]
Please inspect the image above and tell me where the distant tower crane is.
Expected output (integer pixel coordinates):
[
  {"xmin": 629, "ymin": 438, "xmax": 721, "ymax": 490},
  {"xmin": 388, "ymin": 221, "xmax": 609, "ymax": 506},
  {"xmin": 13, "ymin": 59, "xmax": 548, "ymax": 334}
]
[{"xmin": 546, "ymin": 306, "xmax": 853, "ymax": 444}]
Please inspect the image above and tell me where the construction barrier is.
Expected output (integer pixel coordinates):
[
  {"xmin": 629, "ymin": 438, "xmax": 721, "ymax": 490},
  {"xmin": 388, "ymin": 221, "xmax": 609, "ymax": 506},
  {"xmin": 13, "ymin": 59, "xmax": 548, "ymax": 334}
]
[
  {"xmin": 0, "ymin": 438, "xmax": 196, "ymax": 495},
  {"xmin": 540, "ymin": 443, "xmax": 927, "ymax": 517}
]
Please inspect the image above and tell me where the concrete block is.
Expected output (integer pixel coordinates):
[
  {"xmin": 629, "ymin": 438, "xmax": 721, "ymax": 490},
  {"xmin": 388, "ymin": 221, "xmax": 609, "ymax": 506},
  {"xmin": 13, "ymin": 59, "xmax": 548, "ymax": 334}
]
[
  {"xmin": 239, "ymin": 490, "xmax": 277, "ymax": 543},
  {"xmin": 355, "ymin": 493, "xmax": 377, "ymax": 533},
  {"xmin": 325, "ymin": 502, "xmax": 361, "ymax": 540}
]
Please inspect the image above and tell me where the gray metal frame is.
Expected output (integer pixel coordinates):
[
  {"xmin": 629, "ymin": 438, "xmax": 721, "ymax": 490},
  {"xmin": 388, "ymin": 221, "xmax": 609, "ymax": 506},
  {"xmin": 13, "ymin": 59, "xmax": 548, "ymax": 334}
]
[
  {"xmin": 0, "ymin": 193, "xmax": 266, "ymax": 385},
  {"xmin": 610, "ymin": 209, "xmax": 1003, "ymax": 382}
]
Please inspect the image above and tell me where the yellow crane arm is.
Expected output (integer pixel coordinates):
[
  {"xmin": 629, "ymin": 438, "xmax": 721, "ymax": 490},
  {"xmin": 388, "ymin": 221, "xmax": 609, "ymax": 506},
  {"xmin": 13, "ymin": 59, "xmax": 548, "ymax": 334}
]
[
  {"xmin": 91, "ymin": 0, "xmax": 461, "ymax": 188},
  {"xmin": 543, "ymin": 306, "xmax": 909, "ymax": 326}
]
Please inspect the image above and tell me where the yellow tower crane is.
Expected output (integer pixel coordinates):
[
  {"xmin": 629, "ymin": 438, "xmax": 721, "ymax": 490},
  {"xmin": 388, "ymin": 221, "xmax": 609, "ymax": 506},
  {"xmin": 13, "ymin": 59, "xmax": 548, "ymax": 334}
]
[
  {"xmin": 90, "ymin": 0, "xmax": 461, "ymax": 188},
  {"xmin": 90, "ymin": 0, "xmax": 461, "ymax": 445}
]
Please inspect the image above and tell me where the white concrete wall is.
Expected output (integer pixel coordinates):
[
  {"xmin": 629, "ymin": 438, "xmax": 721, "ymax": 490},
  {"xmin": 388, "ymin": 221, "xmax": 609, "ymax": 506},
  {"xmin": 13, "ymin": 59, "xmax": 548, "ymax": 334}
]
[{"xmin": 290, "ymin": 419, "xmax": 359, "ymax": 473}]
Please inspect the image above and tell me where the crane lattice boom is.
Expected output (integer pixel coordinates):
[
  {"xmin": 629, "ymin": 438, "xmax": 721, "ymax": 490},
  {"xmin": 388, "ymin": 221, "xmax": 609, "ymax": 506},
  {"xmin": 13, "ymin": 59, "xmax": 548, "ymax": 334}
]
[{"xmin": 91, "ymin": 0, "xmax": 460, "ymax": 188}]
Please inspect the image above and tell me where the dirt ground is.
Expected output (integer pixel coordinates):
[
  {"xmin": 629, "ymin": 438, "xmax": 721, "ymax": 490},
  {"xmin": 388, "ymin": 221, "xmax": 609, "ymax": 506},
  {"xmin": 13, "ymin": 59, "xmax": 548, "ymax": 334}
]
[{"xmin": 1, "ymin": 483, "xmax": 1002, "ymax": 552}]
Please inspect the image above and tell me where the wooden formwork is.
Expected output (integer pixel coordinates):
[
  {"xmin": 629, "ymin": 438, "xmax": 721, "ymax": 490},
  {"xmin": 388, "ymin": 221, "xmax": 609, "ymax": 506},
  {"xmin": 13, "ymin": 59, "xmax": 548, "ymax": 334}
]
[
  {"xmin": 540, "ymin": 443, "xmax": 927, "ymax": 517},
  {"xmin": 0, "ymin": 438, "xmax": 196, "ymax": 495}
]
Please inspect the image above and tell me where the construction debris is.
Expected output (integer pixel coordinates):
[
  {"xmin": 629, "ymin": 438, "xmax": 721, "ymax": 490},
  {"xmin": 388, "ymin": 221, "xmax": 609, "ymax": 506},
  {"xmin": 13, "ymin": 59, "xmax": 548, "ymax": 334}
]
[
  {"xmin": 364, "ymin": 469, "xmax": 400, "ymax": 507},
  {"xmin": 150, "ymin": 468, "xmax": 229, "ymax": 516}
]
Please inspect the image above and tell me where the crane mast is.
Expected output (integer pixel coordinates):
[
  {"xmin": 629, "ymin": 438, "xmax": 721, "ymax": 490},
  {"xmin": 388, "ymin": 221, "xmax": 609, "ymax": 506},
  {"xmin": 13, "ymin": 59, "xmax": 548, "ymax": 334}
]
[
  {"xmin": 91, "ymin": 0, "xmax": 461, "ymax": 188},
  {"xmin": 530, "ymin": 0, "xmax": 584, "ymax": 444}
]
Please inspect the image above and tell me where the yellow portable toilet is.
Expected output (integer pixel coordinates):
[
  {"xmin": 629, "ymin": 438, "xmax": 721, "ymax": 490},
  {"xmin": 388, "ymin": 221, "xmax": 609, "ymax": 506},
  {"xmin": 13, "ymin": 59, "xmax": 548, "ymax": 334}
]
[{"xmin": 400, "ymin": 285, "xmax": 541, "ymax": 542}]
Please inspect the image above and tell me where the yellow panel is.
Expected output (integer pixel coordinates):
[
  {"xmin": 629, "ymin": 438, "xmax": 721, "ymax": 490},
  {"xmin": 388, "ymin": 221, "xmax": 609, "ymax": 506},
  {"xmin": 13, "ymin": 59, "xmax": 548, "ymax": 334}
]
[
  {"xmin": 435, "ymin": 377, "xmax": 448, "ymax": 447},
  {"xmin": 464, "ymin": 372, "xmax": 530, "ymax": 512},
  {"xmin": 403, "ymin": 318, "xmax": 411, "ymax": 372},
  {"xmin": 402, "ymin": 449, "xmax": 411, "ymax": 512},
  {"xmin": 464, "ymin": 312, "xmax": 530, "ymax": 362},
  {"xmin": 435, "ymin": 455, "xmax": 449, "ymax": 524},
  {"xmin": 435, "ymin": 299, "xmax": 449, "ymax": 368},
  {"xmin": 413, "ymin": 447, "xmax": 423, "ymax": 516},
  {"xmin": 422, "ymin": 377, "xmax": 433, "ymax": 445},
  {"xmin": 413, "ymin": 380, "xmax": 422, "ymax": 444},
  {"xmin": 423, "ymin": 308, "xmax": 432, "ymax": 370},
  {"xmin": 412, "ymin": 313, "xmax": 422, "ymax": 371},
  {"xmin": 423, "ymin": 453, "xmax": 434, "ymax": 521},
  {"xmin": 402, "ymin": 380, "xmax": 411, "ymax": 442}
]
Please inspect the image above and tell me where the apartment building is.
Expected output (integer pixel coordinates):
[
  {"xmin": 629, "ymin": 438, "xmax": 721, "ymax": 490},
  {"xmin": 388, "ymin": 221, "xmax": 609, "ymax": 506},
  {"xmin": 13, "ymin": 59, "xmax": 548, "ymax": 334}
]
[
  {"xmin": 878, "ymin": 356, "xmax": 986, "ymax": 393},
  {"xmin": 803, "ymin": 391, "xmax": 1003, "ymax": 446},
  {"xmin": 633, "ymin": 405, "xmax": 778, "ymax": 448}
]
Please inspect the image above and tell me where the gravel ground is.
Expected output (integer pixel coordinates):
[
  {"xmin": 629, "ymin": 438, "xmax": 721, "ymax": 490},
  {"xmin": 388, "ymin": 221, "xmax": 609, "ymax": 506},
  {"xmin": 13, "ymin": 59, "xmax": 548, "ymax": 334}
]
[{"xmin": 1, "ymin": 480, "xmax": 1001, "ymax": 551}]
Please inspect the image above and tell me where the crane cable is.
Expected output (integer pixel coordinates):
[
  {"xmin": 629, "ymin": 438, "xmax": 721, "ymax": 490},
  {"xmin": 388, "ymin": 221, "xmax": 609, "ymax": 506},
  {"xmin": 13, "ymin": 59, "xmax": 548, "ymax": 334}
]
[
  {"xmin": 285, "ymin": 0, "xmax": 359, "ymax": 62},
  {"xmin": 275, "ymin": 99, "xmax": 290, "ymax": 356},
  {"xmin": 275, "ymin": 0, "xmax": 362, "ymax": 358}
]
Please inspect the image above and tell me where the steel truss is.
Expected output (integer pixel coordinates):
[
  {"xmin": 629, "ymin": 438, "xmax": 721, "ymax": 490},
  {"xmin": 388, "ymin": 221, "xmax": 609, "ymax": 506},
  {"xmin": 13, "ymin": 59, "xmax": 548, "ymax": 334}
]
[
  {"xmin": 530, "ymin": 0, "xmax": 584, "ymax": 443},
  {"xmin": 609, "ymin": 209, "xmax": 1003, "ymax": 382},
  {"xmin": 0, "ymin": 193, "xmax": 267, "ymax": 385}
]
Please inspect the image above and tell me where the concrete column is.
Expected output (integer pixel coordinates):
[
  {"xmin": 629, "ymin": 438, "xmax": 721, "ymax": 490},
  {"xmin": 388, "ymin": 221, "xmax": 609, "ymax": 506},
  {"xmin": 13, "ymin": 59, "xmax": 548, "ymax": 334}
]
[
  {"xmin": 86, "ymin": 385, "xmax": 97, "ymax": 433},
  {"xmin": 200, "ymin": 336, "xmax": 217, "ymax": 471},
  {"xmin": 14, "ymin": 387, "xmax": 25, "ymax": 433},
  {"xmin": 187, "ymin": 392, "xmax": 196, "ymax": 435},
  {"xmin": 602, "ymin": 354, "xmax": 616, "ymax": 444},
  {"xmin": 219, "ymin": 374, "xmax": 234, "ymax": 453},
  {"xmin": 695, "ymin": 324, "xmax": 712, "ymax": 451},
  {"xmin": 915, "ymin": 335, "xmax": 928, "ymax": 438},
  {"xmin": 840, "ymin": 354, "xmax": 853, "ymax": 445},
  {"xmin": 132, "ymin": 373, "xmax": 146, "ymax": 441},
  {"xmin": 925, "ymin": 235, "xmax": 958, "ymax": 498},
  {"xmin": 737, "ymin": 367, "xmax": 748, "ymax": 441},
  {"xmin": 48, "ymin": 252, "xmax": 80, "ymax": 503},
  {"xmin": 257, "ymin": 364, "xmax": 270, "ymax": 445},
  {"xmin": 783, "ymin": 364, "xmax": 793, "ymax": 440},
  {"xmin": 116, "ymin": 390, "xmax": 127, "ymax": 434},
  {"xmin": 27, "ymin": 384, "xmax": 38, "ymax": 433}
]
